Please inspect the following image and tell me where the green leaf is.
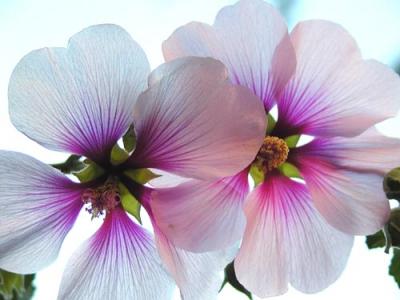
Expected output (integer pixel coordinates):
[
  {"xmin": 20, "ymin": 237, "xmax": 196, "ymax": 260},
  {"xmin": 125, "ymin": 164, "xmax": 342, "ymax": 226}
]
[
  {"xmin": 266, "ymin": 114, "xmax": 276, "ymax": 134},
  {"xmin": 284, "ymin": 135, "xmax": 300, "ymax": 148},
  {"xmin": 73, "ymin": 161, "xmax": 104, "ymax": 183},
  {"xmin": 123, "ymin": 126, "xmax": 136, "ymax": 153},
  {"xmin": 384, "ymin": 167, "xmax": 400, "ymax": 201},
  {"xmin": 110, "ymin": 144, "xmax": 129, "ymax": 166},
  {"xmin": 124, "ymin": 168, "xmax": 160, "ymax": 185},
  {"xmin": 249, "ymin": 165, "xmax": 264, "ymax": 187},
  {"xmin": 278, "ymin": 162, "xmax": 302, "ymax": 179},
  {"xmin": 389, "ymin": 248, "xmax": 400, "ymax": 288},
  {"xmin": 366, "ymin": 230, "xmax": 386, "ymax": 249},
  {"xmin": 220, "ymin": 262, "xmax": 252, "ymax": 299},
  {"xmin": 388, "ymin": 208, "xmax": 400, "ymax": 249},
  {"xmin": 51, "ymin": 155, "xmax": 85, "ymax": 174},
  {"xmin": 0, "ymin": 270, "xmax": 35, "ymax": 300},
  {"xmin": 119, "ymin": 183, "xmax": 142, "ymax": 224}
]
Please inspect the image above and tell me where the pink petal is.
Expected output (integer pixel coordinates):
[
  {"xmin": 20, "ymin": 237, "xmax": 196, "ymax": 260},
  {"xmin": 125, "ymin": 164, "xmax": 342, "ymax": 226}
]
[
  {"xmin": 9, "ymin": 24, "xmax": 150, "ymax": 163},
  {"xmin": 234, "ymin": 175, "xmax": 353, "ymax": 297},
  {"xmin": 0, "ymin": 151, "xmax": 82, "ymax": 274},
  {"xmin": 129, "ymin": 57, "xmax": 265, "ymax": 180},
  {"xmin": 162, "ymin": 0, "xmax": 296, "ymax": 111},
  {"xmin": 296, "ymin": 156, "xmax": 390, "ymax": 235},
  {"xmin": 275, "ymin": 20, "xmax": 400, "ymax": 137},
  {"xmin": 153, "ymin": 225, "xmax": 235, "ymax": 300},
  {"xmin": 58, "ymin": 208, "xmax": 174, "ymax": 300},
  {"xmin": 150, "ymin": 169, "xmax": 249, "ymax": 252},
  {"xmin": 296, "ymin": 127, "xmax": 400, "ymax": 175}
]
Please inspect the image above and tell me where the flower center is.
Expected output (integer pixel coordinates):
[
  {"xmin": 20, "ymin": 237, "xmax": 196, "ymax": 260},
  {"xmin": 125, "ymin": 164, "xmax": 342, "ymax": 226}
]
[
  {"xmin": 254, "ymin": 136, "xmax": 289, "ymax": 173},
  {"xmin": 82, "ymin": 179, "xmax": 121, "ymax": 219}
]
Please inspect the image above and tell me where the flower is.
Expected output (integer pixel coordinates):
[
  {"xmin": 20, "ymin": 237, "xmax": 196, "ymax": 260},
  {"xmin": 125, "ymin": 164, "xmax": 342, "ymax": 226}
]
[
  {"xmin": 0, "ymin": 24, "xmax": 266, "ymax": 299},
  {"xmin": 154, "ymin": 0, "xmax": 400, "ymax": 297}
]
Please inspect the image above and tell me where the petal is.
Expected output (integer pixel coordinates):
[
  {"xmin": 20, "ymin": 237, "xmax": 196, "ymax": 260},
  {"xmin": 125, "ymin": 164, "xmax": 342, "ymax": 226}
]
[
  {"xmin": 296, "ymin": 156, "xmax": 390, "ymax": 235},
  {"xmin": 163, "ymin": 0, "xmax": 296, "ymax": 111},
  {"xmin": 0, "ymin": 151, "xmax": 83, "ymax": 274},
  {"xmin": 275, "ymin": 20, "xmax": 400, "ymax": 137},
  {"xmin": 129, "ymin": 57, "xmax": 266, "ymax": 180},
  {"xmin": 296, "ymin": 127, "xmax": 400, "ymax": 175},
  {"xmin": 58, "ymin": 208, "xmax": 174, "ymax": 300},
  {"xmin": 9, "ymin": 24, "xmax": 150, "ymax": 163},
  {"xmin": 153, "ymin": 225, "xmax": 236, "ymax": 300},
  {"xmin": 150, "ymin": 169, "xmax": 249, "ymax": 252},
  {"xmin": 234, "ymin": 175, "xmax": 353, "ymax": 297}
]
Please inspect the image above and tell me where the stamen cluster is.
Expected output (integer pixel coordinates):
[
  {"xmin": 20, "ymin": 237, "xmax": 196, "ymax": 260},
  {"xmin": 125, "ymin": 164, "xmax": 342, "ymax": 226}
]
[
  {"xmin": 255, "ymin": 136, "xmax": 289, "ymax": 173},
  {"xmin": 81, "ymin": 180, "xmax": 121, "ymax": 219}
]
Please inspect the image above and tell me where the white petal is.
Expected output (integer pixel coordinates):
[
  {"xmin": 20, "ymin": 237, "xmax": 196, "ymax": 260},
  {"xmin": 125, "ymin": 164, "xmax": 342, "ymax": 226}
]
[
  {"xmin": 0, "ymin": 151, "xmax": 82, "ymax": 274},
  {"xmin": 163, "ymin": 0, "xmax": 296, "ymax": 111},
  {"xmin": 235, "ymin": 175, "xmax": 353, "ymax": 297},
  {"xmin": 9, "ymin": 24, "xmax": 150, "ymax": 162},
  {"xmin": 58, "ymin": 208, "xmax": 174, "ymax": 300},
  {"xmin": 129, "ymin": 57, "xmax": 265, "ymax": 180},
  {"xmin": 151, "ymin": 170, "xmax": 249, "ymax": 252}
]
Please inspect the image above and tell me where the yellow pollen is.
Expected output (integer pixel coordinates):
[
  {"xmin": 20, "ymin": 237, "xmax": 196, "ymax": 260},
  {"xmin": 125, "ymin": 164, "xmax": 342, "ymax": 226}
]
[
  {"xmin": 82, "ymin": 180, "xmax": 120, "ymax": 219},
  {"xmin": 255, "ymin": 136, "xmax": 289, "ymax": 173}
]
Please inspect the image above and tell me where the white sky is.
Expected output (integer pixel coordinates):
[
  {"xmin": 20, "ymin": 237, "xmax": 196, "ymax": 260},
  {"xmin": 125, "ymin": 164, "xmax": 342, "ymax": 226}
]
[{"xmin": 0, "ymin": 0, "xmax": 400, "ymax": 299}]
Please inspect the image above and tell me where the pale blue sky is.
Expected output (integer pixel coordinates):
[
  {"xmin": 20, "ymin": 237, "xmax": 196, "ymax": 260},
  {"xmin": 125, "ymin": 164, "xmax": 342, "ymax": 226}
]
[{"xmin": 0, "ymin": 0, "xmax": 400, "ymax": 299}]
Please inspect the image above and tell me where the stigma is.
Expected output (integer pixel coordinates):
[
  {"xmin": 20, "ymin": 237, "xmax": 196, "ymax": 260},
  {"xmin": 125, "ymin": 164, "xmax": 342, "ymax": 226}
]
[
  {"xmin": 254, "ymin": 136, "xmax": 289, "ymax": 173},
  {"xmin": 81, "ymin": 179, "xmax": 121, "ymax": 219}
]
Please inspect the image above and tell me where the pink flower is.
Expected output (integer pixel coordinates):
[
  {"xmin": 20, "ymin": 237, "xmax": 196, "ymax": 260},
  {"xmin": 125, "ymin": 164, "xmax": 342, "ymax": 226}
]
[
  {"xmin": 0, "ymin": 24, "xmax": 266, "ymax": 299},
  {"xmin": 154, "ymin": 0, "xmax": 400, "ymax": 297}
]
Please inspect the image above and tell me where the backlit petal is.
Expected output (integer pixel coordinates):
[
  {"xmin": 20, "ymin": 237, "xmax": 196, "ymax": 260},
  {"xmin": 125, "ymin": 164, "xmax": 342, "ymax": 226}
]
[
  {"xmin": 0, "ymin": 151, "xmax": 82, "ymax": 274},
  {"xmin": 9, "ymin": 24, "xmax": 150, "ymax": 162},
  {"xmin": 235, "ymin": 175, "xmax": 353, "ymax": 297},
  {"xmin": 58, "ymin": 208, "xmax": 174, "ymax": 300},
  {"xmin": 130, "ymin": 57, "xmax": 265, "ymax": 180}
]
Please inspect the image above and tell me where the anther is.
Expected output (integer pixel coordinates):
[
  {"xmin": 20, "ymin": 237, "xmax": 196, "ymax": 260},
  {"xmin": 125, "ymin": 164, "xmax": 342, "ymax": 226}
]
[
  {"xmin": 254, "ymin": 136, "xmax": 289, "ymax": 173},
  {"xmin": 81, "ymin": 179, "xmax": 121, "ymax": 219}
]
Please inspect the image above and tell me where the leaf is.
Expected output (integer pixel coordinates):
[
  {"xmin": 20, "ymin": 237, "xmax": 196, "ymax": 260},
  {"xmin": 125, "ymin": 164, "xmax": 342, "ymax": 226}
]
[
  {"xmin": 249, "ymin": 165, "xmax": 264, "ymax": 187},
  {"xmin": 73, "ymin": 161, "xmax": 104, "ymax": 183},
  {"xmin": 124, "ymin": 169, "xmax": 160, "ymax": 185},
  {"xmin": 388, "ymin": 208, "xmax": 400, "ymax": 249},
  {"xmin": 0, "ymin": 270, "xmax": 35, "ymax": 300},
  {"xmin": 110, "ymin": 144, "xmax": 129, "ymax": 166},
  {"xmin": 384, "ymin": 167, "xmax": 400, "ymax": 201},
  {"xmin": 278, "ymin": 162, "xmax": 302, "ymax": 179},
  {"xmin": 123, "ymin": 126, "xmax": 137, "ymax": 153},
  {"xmin": 366, "ymin": 230, "xmax": 386, "ymax": 249},
  {"xmin": 119, "ymin": 183, "xmax": 142, "ymax": 224},
  {"xmin": 284, "ymin": 135, "xmax": 300, "ymax": 148},
  {"xmin": 220, "ymin": 262, "xmax": 252, "ymax": 299},
  {"xmin": 389, "ymin": 249, "xmax": 400, "ymax": 288},
  {"xmin": 51, "ymin": 155, "xmax": 85, "ymax": 174},
  {"xmin": 266, "ymin": 114, "xmax": 276, "ymax": 135}
]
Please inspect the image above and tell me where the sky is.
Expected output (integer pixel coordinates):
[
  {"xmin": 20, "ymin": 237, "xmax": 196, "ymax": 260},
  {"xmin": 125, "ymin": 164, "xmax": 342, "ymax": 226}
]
[{"xmin": 0, "ymin": 0, "xmax": 400, "ymax": 299}]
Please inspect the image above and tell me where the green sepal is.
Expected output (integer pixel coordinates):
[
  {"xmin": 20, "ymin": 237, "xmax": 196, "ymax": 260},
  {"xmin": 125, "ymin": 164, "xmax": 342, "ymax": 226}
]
[
  {"xmin": 249, "ymin": 165, "xmax": 264, "ymax": 187},
  {"xmin": 389, "ymin": 248, "xmax": 400, "ymax": 288},
  {"xmin": 0, "ymin": 270, "xmax": 35, "ymax": 300},
  {"xmin": 73, "ymin": 161, "xmax": 104, "ymax": 183},
  {"xmin": 278, "ymin": 162, "xmax": 302, "ymax": 179},
  {"xmin": 366, "ymin": 230, "xmax": 386, "ymax": 249},
  {"xmin": 110, "ymin": 144, "xmax": 130, "ymax": 166},
  {"xmin": 51, "ymin": 155, "xmax": 85, "ymax": 174},
  {"xmin": 284, "ymin": 135, "xmax": 300, "ymax": 148},
  {"xmin": 384, "ymin": 167, "xmax": 400, "ymax": 201},
  {"xmin": 124, "ymin": 168, "xmax": 160, "ymax": 185},
  {"xmin": 123, "ymin": 126, "xmax": 137, "ymax": 153},
  {"xmin": 266, "ymin": 114, "xmax": 276, "ymax": 135},
  {"xmin": 118, "ymin": 183, "xmax": 142, "ymax": 224},
  {"xmin": 220, "ymin": 262, "xmax": 252, "ymax": 299}
]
